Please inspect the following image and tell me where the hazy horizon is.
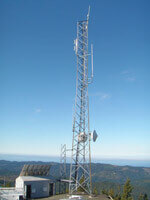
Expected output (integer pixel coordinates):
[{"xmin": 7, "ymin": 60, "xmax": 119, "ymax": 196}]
[{"xmin": 0, "ymin": 153, "xmax": 150, "ymax": 167}]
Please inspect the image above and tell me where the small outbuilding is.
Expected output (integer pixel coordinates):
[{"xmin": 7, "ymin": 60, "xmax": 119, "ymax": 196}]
[{"xmin": 16, "ymin": 176, "xmax": 55, "ymax": 199}]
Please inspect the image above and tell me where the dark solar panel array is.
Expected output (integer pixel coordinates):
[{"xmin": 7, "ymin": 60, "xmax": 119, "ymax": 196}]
[{"xmin": 20, "ymin": 164, "xmax": 51, "ymax": 176}]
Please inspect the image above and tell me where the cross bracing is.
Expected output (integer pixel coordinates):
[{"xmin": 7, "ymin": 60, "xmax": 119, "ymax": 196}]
[{"xmin": 69, "ymin": 8, "xmax": 93, "ymax": 195}]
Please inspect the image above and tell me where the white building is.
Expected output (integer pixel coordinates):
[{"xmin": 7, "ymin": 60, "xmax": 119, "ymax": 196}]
[
  {"xmin": 16, "ymin": 176, "xmax": 55, "ymax": 199},
  {"xmin": 0, "ymin": 187, "xmax": 24, "ymax": 200}
]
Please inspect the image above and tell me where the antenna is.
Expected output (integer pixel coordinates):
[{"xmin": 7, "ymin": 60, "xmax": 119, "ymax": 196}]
[
  {"xmin": 91, "ymin": 44, "xmax": 93, "ymax": 79},
  {"xmin": 88, "ymin": 44, "xmax": 94, "ymax": 83},
  {"xmin": 87, "ymin": 6, "xmax": 90, "ymax": 21}
]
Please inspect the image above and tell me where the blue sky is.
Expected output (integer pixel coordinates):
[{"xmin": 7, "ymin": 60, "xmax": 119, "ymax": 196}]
[{"xmin": 0, "ymin": 0, "xmax": 150, "ymax": 160}]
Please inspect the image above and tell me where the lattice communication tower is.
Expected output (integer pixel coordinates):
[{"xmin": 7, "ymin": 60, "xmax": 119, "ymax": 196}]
[
  {"xmin": 60, "ymin": 144, "xmax": 67, "ymax": 179},
  {"xmin": 69, "ymin": 7, "xmax": 95, "ymax": 195}
]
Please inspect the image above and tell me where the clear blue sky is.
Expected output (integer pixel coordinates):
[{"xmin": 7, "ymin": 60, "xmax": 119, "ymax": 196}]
[{"xmin": 0, "ymin": 0, "xmax": 150, "ymax": 160}]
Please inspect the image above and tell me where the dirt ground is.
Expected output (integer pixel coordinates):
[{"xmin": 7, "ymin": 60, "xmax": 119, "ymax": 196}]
[{"xmin": 33, "ymin": 194, "xmax": 110, "ymax": 200}]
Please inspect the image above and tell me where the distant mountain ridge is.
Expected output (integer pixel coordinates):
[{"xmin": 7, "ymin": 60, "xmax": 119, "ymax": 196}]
[
  {"xmin": 1, "ymin": 160, "xmax": 150, "ymax": 180},
  {"xmin": 0, "ymin": 160, "xmax": 150, "ymax": 199}
]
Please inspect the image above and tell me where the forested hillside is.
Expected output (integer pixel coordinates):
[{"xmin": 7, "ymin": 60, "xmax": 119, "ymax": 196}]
[{"xmin": 0, "ymin": 160, "xmax": 150, "ymax": 199}]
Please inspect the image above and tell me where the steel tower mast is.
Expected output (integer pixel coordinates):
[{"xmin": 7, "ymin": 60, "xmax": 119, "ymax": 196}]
[{"xmin": 69, "ymin": 7, "xmax": 94, "ymax": 195}]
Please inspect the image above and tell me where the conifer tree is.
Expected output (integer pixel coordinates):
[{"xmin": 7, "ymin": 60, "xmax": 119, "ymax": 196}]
[
  {"xmin": 108, "ymin": 188, "xmax": 115, "ymax": 198},
  {"xmin": 115, "ymin": 194, "xmax": 121, "ymax": 200},
  {"xmin": 143, "ymin": 194, "xmax": 148, "ymax": 200},
  {"xmin": 121, "ymin": 178, "xmax": 133, "ymax": 200},
  {"xmin": 138, "ymin": 193, "xmax": 148, "ymax": 200},
  {"xmin": 101, "ymin": 188, "xmax": 108, "ymax": 195},
  {"xmin": 138, "ymin": 194, "xmax": 144, "ymax": 200},
  {"xmin": 93, "ymin": 186, "xmax": 98, "ymax": 195},
  {"xmin": 78, "ymin": 175, "xmax": 86, "ymax": 192}
]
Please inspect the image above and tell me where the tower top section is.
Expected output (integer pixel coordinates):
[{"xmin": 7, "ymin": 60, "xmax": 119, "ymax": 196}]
[{"xmin": 87, "ymin": 6, "xmax": 90, "ymax": 21}]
